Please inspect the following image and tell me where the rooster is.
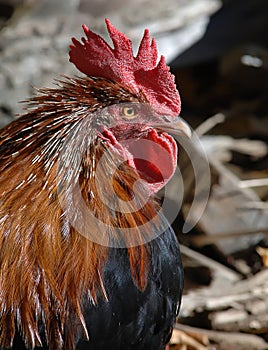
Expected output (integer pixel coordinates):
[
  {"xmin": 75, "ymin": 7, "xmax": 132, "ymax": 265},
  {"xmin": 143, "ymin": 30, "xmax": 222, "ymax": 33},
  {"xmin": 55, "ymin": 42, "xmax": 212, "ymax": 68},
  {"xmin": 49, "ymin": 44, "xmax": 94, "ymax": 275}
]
[{"xmin": 0, "ymin": 19, "xmax": 190, "ymax": 350}]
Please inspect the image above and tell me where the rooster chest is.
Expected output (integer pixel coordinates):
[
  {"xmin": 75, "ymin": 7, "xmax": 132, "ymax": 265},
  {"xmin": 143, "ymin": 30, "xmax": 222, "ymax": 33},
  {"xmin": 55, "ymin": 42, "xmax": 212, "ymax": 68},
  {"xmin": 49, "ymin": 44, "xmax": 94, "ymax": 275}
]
[{"xmin": 77, "ymin": 227, "xmax": 183, "ymax": 350}]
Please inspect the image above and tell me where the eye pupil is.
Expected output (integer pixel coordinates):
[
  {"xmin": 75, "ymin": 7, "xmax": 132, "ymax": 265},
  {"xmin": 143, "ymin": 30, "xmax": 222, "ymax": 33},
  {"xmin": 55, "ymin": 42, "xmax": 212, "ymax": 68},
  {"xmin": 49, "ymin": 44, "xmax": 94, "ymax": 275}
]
[{"xmin": 122, "ymin": 106, "xmax": 137, "ymax": 119}]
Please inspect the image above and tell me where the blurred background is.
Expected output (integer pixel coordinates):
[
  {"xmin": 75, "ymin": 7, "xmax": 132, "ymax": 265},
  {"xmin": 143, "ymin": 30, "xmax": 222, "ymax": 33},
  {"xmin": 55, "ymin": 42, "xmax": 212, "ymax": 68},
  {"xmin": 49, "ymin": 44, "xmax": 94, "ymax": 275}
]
[
  {"xmin": 0, "ymin": 0, "xmax": 223, "ymax": 121},
  {"xmin": 0, "ymin": 1, "xmax": 268, "ymax": 349}
]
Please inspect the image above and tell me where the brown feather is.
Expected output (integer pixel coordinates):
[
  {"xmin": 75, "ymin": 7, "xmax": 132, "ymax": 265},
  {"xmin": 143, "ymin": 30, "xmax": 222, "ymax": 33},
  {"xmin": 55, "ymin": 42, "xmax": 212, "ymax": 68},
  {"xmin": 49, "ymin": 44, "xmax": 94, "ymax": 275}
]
[{"xmin": 0, "ymin": 76, "xmax": 160, "ymax": 349}]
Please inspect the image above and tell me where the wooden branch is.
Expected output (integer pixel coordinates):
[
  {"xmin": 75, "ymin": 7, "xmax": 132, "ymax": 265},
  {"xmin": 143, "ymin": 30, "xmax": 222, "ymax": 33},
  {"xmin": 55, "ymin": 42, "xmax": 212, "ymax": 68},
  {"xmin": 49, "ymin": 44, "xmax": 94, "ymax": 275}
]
[
  {"xmin": 211, "ymin": 308, "xmax": 268, "ymax": 333},
  {"xmin": 170, "ymin": 329, "xmax": 208, "ymax": 350},
  {"xmin": 180, "ymin": 244, "xmax": 241, "ymax": 282},
  {"xmin": 195, "ymin": 113, "xmax": 226, "ymax": 136},
  {"xmin": 191, "ymin": 227, "xmax": 268, "ymax": 246},
  {"xmin": 175, "ymin": 324, "xmax": 268, "ymax": 350},
  {"xmin": 181, "ymin": 269, "xmax": 268, "ymax": 317}
]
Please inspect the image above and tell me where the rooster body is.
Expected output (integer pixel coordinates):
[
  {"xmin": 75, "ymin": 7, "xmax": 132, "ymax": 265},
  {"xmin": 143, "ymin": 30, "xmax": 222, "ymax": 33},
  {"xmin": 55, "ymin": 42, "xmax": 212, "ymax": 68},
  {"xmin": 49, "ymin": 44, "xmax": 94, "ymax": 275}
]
[
  {"xmin": 11, "ymin": 226, "xmax": 182, "ymax": 350},
  {"xmin": 0, "ymin": 20, "xmax": 188, "ymax": 349}
]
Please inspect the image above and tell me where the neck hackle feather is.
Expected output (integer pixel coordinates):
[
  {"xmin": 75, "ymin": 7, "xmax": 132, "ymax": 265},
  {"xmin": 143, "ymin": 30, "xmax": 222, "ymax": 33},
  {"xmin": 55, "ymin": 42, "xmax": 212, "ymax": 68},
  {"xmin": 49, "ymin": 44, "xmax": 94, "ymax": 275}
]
[{"xmin": 0, "ymin": 20, "xmax": 180, "ymax": 350}]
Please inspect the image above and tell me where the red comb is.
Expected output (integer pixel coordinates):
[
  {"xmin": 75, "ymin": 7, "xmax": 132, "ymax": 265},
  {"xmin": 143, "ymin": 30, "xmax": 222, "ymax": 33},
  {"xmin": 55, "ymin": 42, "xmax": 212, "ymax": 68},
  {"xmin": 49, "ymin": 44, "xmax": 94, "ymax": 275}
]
[{"xmin": 69, "ymin": 19, "xmax": 180, "ymax": 116}]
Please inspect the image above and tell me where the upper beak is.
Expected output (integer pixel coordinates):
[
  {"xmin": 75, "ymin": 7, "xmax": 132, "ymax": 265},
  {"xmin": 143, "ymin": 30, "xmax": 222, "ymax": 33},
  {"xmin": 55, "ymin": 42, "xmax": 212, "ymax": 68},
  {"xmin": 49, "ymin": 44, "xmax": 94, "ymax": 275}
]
[{"xmin": 154, "ymin": 117, "xmax": 192, "ymax": 139}]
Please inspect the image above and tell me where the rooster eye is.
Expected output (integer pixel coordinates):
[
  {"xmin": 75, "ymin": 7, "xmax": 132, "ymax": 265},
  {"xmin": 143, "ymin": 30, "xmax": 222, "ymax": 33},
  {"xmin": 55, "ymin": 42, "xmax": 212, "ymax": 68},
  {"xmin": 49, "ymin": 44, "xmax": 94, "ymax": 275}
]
[{"xmin": 121, "ymin": 106, "xmax": 137, "ymax": 119}]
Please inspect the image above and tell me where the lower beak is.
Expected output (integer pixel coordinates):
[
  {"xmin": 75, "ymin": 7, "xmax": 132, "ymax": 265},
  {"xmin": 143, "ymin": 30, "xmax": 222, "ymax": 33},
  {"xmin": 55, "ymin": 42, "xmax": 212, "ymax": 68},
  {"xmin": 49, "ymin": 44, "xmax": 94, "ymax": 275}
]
[{"xmin": 154, "ymin": 117, "xmax": 192, "ymax": 139}]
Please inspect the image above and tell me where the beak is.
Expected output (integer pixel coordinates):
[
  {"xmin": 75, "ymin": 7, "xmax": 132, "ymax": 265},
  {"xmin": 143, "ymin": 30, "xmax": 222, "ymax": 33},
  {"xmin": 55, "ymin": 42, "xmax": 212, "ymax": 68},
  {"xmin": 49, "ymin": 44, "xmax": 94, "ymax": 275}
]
[{"xmin": 154, "ymin": 117, "xmax": 192, "ymax": 139}]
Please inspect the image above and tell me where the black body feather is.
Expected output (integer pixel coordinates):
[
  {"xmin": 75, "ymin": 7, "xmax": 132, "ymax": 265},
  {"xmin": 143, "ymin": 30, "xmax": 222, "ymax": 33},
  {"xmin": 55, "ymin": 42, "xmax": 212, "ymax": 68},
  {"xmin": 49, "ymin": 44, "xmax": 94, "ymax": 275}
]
[{"xmin": 8, "ymin": 225, "xmax": 183, "ymax": 350}]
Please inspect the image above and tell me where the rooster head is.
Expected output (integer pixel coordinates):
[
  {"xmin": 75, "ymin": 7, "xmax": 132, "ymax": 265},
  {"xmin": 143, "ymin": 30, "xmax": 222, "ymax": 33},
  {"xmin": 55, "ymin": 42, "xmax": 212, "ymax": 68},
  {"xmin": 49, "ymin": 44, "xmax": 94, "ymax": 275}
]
[{"xmin": 69, "ymin": 19, "xmax": 191, "ymax": 195}]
